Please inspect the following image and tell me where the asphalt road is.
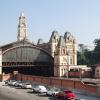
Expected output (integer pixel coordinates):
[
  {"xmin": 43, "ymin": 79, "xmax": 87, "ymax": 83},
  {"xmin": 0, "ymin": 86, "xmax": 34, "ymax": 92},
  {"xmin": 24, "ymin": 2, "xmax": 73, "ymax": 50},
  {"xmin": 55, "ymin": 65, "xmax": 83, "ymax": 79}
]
[
  {"xmin": 0, "ymin": 82, "xmax": 100, "ymax": 100},
  {"xmin": 0, "ymin": 82, "xmax": 56, "ymax": 100}
]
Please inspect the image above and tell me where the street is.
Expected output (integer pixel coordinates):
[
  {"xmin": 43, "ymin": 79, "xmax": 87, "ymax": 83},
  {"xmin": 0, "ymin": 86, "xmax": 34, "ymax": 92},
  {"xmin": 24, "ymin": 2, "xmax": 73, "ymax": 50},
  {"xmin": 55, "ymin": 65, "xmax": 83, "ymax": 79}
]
[
  {"xmin": 0, "ymin": 82, "xmax": 100, "ymax": 100},
  {"xmin": 0, "ymin": 82, "xmax": 55, "ymax": 100}
]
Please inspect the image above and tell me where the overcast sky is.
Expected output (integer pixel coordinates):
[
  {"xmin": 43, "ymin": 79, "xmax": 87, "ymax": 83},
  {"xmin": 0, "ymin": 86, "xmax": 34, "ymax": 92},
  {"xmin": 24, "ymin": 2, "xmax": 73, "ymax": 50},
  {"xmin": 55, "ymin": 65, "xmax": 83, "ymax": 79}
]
[{"xmin": 0, "ymin": 0, "xmax": 100, "ymax": 47}]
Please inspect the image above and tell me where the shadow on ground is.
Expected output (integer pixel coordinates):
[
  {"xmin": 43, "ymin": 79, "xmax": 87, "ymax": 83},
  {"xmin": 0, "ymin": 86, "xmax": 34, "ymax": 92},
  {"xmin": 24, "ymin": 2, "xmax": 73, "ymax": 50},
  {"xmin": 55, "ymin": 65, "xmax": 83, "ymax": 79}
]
[
  {"xmin": 48, "ymin": 97, "xmax": 59, "ymax": 100},
  {"xmin": 2, "ymin": 84, "xmax": 8, "ymax": 86},
  {"xmin": 27, "ymin": 90, "xmax": 39, "ymax": 94},
  {"xmin": 26, "ymin": 90, "xmax": 59, "ymax": 100},
  {"xmin": 37, "ymin": 94, "xmax": 59, "ymax": 100}
]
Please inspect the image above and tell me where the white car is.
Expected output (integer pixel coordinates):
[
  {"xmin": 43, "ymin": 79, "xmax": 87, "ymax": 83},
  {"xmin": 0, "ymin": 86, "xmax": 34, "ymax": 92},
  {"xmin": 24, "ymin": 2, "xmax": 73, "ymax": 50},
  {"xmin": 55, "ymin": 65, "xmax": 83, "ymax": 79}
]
[
  {"xmin": 21, "ymin": 83, "xmax": 32, "ymax": 89},
  {"xmin": 18, "ymin": 82, "xmax": 23, "ymax": 87},
  {"xmin": 8, "ymin": 80, "xmax": 17, "ymax": 86},
  {"xmin": 14, "ymin": 81, "xmax": 22, "ymax": 87},
  {"xmin": 46, "ymin": 87, "xmax": 60, "ymax": 96},
  {"xmin": 38, "ymin": 85, "xmax": 48, "ymax": 93},
  {"xmin": 32, "ymin": 85, "xmax": 47, "ymax": 93}
]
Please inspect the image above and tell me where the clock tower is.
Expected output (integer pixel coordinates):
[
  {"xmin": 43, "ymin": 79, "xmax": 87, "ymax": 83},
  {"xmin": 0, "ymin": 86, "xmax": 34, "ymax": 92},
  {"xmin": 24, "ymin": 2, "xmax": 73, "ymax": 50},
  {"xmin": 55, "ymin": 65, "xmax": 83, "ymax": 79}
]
[{"xmin": 17, "ymin": 13, "xmax": 28, "ymax": 41}]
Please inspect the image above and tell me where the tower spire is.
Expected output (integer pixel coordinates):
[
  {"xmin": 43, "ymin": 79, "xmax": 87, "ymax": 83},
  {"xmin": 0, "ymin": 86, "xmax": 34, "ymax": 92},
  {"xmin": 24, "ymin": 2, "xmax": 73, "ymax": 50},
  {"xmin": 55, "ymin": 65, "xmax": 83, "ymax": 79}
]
[{"xmin": 17, "ymin": 12, "xmax": 28, "ymax": 41}]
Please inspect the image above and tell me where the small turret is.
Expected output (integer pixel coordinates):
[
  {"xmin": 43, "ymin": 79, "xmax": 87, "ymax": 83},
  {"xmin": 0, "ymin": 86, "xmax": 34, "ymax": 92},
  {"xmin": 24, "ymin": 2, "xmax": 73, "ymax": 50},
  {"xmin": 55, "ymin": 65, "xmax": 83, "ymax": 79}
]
[
  {"xmin": 49, "ymin": 31, "xmax": 59, "ymax": 57},
  {"xmin": 49, "ymin": 31, "xmax": 59, "ymax": 43},
  {"xmin": 54, "ymin": 36, "xmax": 68, "ymax": 77},
  {"xmin": 64, "ymin": 31, "xmax": 75, "ymax": 43},
  {"xmin": 37, "ymin": 38, "xmax": 44, "ymax": 45},
  {"xmin": 64, "ymin": 31, "xmax": 77, "ymax": 65},
  {"xmin": 64, "ymin": 31, "xmax": 71, "ymax": 38},
  {"xmin": 57, "ymin": 36, "xmax": 65, "ymax": 47},
  {"xmin": 20, "ymin": 12, "xmax": 25, "ymax": 17}
]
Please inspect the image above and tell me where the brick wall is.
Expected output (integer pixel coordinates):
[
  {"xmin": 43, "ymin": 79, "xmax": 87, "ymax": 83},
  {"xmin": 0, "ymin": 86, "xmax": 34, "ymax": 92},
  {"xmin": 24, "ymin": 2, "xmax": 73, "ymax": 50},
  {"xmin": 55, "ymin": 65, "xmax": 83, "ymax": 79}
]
[
  {"xmin": 2, "ymin": 73, "xmax": 12, "ymax": 81},
  {"xmin": 2, "ymin": 73, "xmax": 98, "ymax": 96},
  {"xmin": 69, "ymin": 71, "xmax": 91, "ymax": 78},
  {"xmin": 16, "ymin": 74, "xmax": 97, "ymax": 95},
  {"xmin": 62, "ymin": 80, "xmax": 74, "ymax": 89}
]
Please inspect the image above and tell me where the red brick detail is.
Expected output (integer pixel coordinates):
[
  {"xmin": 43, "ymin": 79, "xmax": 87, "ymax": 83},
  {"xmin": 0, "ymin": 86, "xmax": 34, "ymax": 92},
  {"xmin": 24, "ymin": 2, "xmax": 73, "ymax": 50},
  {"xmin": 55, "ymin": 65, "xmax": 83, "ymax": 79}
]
[
  {"xmin": 2, "ymin": 73, "xmax": 12, "ymax": 81},
  {"xmin": 51, "ymin": 79, "xmax": 62, "ymax": 86},
  {"xmin": 62, "ymin": 80, "xmax": 74, "ymax": 89}
]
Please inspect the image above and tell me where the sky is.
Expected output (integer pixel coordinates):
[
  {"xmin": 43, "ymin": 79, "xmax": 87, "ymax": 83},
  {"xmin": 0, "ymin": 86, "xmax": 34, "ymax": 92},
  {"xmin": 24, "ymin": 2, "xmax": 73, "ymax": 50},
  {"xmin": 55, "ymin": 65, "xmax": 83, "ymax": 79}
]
[{"xmin": 0, "ymin": 0, "xmax": 100, "ymax": 47}]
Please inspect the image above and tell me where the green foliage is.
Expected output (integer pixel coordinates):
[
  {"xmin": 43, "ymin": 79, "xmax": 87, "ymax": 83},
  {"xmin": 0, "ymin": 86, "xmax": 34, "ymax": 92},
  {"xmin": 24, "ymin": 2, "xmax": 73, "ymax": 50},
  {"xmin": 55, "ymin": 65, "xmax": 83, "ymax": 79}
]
[
  {"xmin": 77, "ymin": 49, "xmax": 92, "ymax": 66},
  {"xmin": 77, "ymin": 39, "xmax": 100, "ymax": 66},
  {"xmin": 77, "ymin": 51, "xmax": 87, "ymax": 65},
  {"xmin": 93, "ymin": 39, "xmax": 100, "ymax": 64}
]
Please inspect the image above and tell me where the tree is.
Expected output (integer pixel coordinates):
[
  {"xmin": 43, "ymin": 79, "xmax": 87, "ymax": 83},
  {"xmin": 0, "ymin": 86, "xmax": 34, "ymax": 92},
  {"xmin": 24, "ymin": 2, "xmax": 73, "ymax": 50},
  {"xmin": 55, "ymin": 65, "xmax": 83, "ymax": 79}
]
[
  {"xmin": 77, "ymin": 38, "xmax": 100, "ymax": 66},
  {"xmin": 77, "ymin": 44, "xmax": 89, "ymax": 65},
  {"xmin": 93, "ymin": 39, "xmax": 100, "ymax": 64}
]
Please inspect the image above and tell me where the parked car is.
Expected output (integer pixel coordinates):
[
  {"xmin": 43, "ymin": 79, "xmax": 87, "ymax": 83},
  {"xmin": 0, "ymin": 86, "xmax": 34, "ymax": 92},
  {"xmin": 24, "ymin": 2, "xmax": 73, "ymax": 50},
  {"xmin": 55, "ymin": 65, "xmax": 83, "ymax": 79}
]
[
  {"xmin": 4, "ymin": 80, "xmax": 9, "ymax": 84},
  {"xmin": 56, "ymin": 90, "xmax": 75, "ymax": 100},
  {"xmin": 46, "ymin": 87, "xmax": 60, "ymax": 96},
  {"xmin": 14, "ymin": 81, "xmax": 22, "ymax": 87},
  {"xmin": 21, "ymin": 83, "xmax": 32, "ymax": 89},
  {"xmin": 18, "ymin": 81, "xmax": 25, "ymax": 87},
  {"xmin": 8, "ymin": 80, "xmax": 17, "ymax": 86},
  {"xmin": 32, "ymin": 85, "xmax": 47, "ymax": 93},
  {"xmin": 38, "ymin": 85, "xmax": 48, "ymax": 94}
]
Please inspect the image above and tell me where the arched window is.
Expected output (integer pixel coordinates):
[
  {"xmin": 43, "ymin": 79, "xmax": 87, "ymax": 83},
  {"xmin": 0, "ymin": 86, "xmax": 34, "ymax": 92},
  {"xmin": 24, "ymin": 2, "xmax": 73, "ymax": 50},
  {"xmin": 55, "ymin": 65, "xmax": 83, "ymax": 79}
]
[
  {"xmin": 63, "ymin": 49, "xmax": 65, "ymax": 54},
  {"xmin": 70, "ymin": 58, "xmax": 73, "ymax": 64}
]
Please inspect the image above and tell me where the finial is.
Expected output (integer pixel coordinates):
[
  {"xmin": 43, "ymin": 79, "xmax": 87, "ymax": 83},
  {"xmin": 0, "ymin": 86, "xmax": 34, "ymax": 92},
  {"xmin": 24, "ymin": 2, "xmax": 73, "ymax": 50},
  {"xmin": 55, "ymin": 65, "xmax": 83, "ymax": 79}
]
[{"xmin": 20, "ymin": 12, "xmax": 25, "ymax": 17}]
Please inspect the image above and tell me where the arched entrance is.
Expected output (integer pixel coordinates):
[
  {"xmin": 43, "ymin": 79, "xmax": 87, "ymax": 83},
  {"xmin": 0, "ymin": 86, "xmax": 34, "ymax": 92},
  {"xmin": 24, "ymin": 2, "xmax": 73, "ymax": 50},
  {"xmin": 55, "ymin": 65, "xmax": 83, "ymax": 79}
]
[{"xmin": 2, "ymin": 45, "xmax": 54, "ymax": 77}]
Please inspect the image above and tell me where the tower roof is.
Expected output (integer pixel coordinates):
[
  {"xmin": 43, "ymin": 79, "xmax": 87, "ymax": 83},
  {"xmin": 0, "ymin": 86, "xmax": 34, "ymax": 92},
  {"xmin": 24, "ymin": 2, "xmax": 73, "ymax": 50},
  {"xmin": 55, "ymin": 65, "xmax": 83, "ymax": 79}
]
[
  {"xmin": 64, "ymin": 31, "xmax": 76, "ymax": 43},
  {"xmin": 20, "ymin": 12, "xmax": 25, "ymax": 17},
  {"xmin": 58, "ymin": 36, "xmax": 65, "ymax": 47},
  {"xmin": 49, "ymin": 30, "xmax": 59, "ymax": 42},
  {"xmin": 37, "ymin": 38, "xmax": 44, "ymax": 45},
  {"xmin": 64, "ymin": 31, "xmax": 72, "ymax": 38}
]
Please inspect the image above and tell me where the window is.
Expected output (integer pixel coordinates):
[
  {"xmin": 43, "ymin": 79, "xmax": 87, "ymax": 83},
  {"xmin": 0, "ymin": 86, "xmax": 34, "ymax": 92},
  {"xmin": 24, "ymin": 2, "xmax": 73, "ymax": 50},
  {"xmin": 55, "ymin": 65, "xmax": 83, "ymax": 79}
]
[
  {"xmin": 63, "ymin": 49, "xmax": 65, "ymax": 54},
  {"xmin": 70, "ymin": 58, "xmax": 73, "ymax": 64},
  {"xmin": 70, "ymin": 69, "xmax": 78, "ymax": 72},
  {"xmin": 61, "ymin": 69, "xmax": 63, "ymax": 76}
]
